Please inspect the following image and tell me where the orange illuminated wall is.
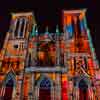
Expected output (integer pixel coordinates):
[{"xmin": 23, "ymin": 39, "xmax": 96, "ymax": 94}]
[{"xmin": 63, "ymin": 10, "xmax": 95, "ymax": 76}]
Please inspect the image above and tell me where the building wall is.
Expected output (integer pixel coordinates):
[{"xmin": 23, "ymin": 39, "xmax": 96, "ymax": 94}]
[{"xmin": 0, "ymin": 10, "xmax": 100, "ymax": 100}]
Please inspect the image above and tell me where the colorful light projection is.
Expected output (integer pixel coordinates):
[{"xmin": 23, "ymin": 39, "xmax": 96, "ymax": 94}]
[
  {"xmin": 64, "ymin": 15, "xmax": 73, "ymax": 39},
  {"xmin": 37, "ymin": 41, "xmax": 56, "ymax": 66},
  {"xmin": 79, "ymin": 12, "xmax": 86, "ymax": 32},
  {"xmin": 39, "ymin": 77, "xmax": 51, "ymax": 100},
  {"xmin": 62, "ymin": 76, "xmax": 68, "ymax": 100}
]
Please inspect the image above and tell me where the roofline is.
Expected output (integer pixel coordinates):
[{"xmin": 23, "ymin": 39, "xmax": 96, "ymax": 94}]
[
  {"xmin": 11, "ymin": 12, "xmax": 33, "ymax": 17},
  {"xmin": 63, "ymin": 9, "xmax": 87, "ymax": 14}
]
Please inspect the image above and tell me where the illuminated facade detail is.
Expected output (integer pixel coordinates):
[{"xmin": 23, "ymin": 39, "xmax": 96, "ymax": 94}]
[{"xmin": 0, "ymin": 9, "xmax": 100, "ymax": 100}]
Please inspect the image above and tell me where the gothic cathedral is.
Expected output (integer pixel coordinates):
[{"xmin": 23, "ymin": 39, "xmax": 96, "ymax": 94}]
[{"xmin": 0, "ymin": 9, "xmax": 100, "ymax": 100}]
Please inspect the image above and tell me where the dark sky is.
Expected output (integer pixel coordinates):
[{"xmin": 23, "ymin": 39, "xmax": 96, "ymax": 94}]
[{"xmin": 0, "ymin": 0, "xmax": 100, "ymax": 62}]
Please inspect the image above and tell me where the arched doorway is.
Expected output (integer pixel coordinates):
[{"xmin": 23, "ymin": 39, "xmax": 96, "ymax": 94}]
[
  {"xmin": 3, "ymin": 79, "xmax": 14, "ymax": 100},
  {"xmin": 39, "ymin": 77, "xmax": 51, "ymax": 100},
  {"xmin": 79, "ymin": 79, "xmax": 88, "ymax": 100}
]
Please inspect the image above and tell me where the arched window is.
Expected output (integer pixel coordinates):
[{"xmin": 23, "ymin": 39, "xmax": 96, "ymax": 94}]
[
  {"xmin": 39, "ymin": 77, "xmax": 51, "ymax": 100},
  {"xmin": 3, "ymin": 79, "xmax": 14, "ymax": 100},
  {"xmin": 15, "ymin": 19, "xmax": 20, "ymax": 37},
  {"xmin": 1, "ymin": 72, "xmax": 16, "ymax": 100},
  {"xmin": 79, "ymin": 79, "xmax": 88, "ymax": 100},
  {"xmin": 20, "ymin": 19, "xmax": 25, "ymax": 37},
  {"xmin": 71, "ymin": 17, "xmax": 75, "ymax": 38}
]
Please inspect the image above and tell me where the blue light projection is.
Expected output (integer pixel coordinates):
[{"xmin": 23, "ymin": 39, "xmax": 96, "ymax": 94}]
[
  {"xmin": 65, "ymin": 24, "xmax": 73, "ymax": 38},
  {"xmin": 80, "ymin": 19, "xmax": 85, "ymax": 32},
  {"xmin": 40, "ymin": 77, "xmax": 51, "ymax": 90}
]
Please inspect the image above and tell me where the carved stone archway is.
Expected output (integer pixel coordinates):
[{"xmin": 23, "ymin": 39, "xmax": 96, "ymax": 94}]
[
  {"xmin": 0, "ymin": 71, "xmax": 16, "ymax": 100},
  {"xmin": 73, "ymin": 74, "xmax": 93, "ymax": 100},
  {"xmin": 35, "ymin": 75, "xmax": 54, "ymax": 100}
]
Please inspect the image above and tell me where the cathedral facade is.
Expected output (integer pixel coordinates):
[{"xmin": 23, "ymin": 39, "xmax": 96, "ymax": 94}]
[{"xmin": 0, "ymin": 9, "xmax": 100, "ymax": 100}]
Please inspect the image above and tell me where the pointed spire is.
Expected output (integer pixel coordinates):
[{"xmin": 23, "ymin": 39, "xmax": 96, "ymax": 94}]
[
  {"xmin": 56, "ymin": 25, "xmax": 60, "ymax": 36},
  {"xmin": 45, "ymin": 26, "xmax": 49, "ymax": 35},
  {"xmin": 31, "ymin": 24, "xmax": 36, "ymax": 37},
  {"xmin": 35, "ymin": 25, "xmax": 38, "ymax": 36}
]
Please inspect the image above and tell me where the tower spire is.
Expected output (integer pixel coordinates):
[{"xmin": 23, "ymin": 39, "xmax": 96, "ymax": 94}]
[
  {"xmin": 45, "ymin": 26, "xmax": 49, "ymax": 34},
  {"xmin": 35, "ymin": 25, "xmax": 38, "ymax": 36},
  {"xmin": 31, "ymin": 24, "xmax": 36, "ymax": 37},
  {"xmin": 44, "ymin": 26, "xmax": 50, "ymax": 39},
  {"xmin": 45, "ymin": 26, "xmax": 50, "ymax": 36},
  {"xmin": 56, "ymin": 25, "xmax": 60, "ymax": 36}
]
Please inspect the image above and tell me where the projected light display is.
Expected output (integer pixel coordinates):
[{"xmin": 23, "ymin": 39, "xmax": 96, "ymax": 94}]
[{"xmin": 0, "ymin": 9, "xmax": 99, "ymax": 100}]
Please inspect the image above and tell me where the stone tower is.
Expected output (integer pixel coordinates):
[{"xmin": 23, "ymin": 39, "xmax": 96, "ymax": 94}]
[
  {"xmin": 0, "ymin": 12, "xmax": 35, "ymax": 100},
  {"xmin": 63, "ymin": 9, "xmax": 100, "ymax": 99}
]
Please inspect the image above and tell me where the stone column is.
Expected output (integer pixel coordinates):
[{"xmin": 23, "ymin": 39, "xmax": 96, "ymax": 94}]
[
  {"xmin": 88, "ymin": 88, "xmax": 94, "ymax": 100},
  {"xmin": 35, "ymin": 86, "xmax": 39, "ymax": 100},
  {"xmin": 0, "ymin": 61, "xmax": 2, "ymax": 71},
  {"xmin": 32, "ymin": 73, "xmax": 35, "ymax": 98},
  {"xmin": 32, "ymin": 29, "xmax": 38, "ymax": 66},
  {"xmin": 0, "ymin": 86, "xmax": 5, "ymax": 99},
  {"xmin": 19, "ymin": 72, "xmax": 24, "ymax": 100},
  {"xmin": 51, "ymin": 86, "xmax": 54, "ymax": 100},
  {"xmin": 73, "ymin": 87, "xmax": 79, "ymax": 100},
  {"xmin": 12, "ymin": 87, "xmax": 16, "ymax": 100},
  {"xmin": 29, "ymin": 73, "xmax": 35, "ymax": 99},
  {"xmin": 63, "ymin": 23, "xmax": 70, "ymax": 67},
  {"xmin": 13, "ymin": 19, "xmax": 17, "ymax": 38},
  {"xmin": 55, "ymin": 73, "xmax": 61, "ymax": 100},
  {"xmin": 56, "ymin": 32, "xmax": 60, "ymax": 66},
  {"xmin": 26, "ymin": 54, "xmax": 29, "ymax": 67},
  {"xmin": 27, "ymin": 74, "xmax": 32, "ymax": 100},
  {"xmin": 23, "ymin": 19, "xmax": 27, "ymax": 38},
  {"xmin": 32, "ymin": 41, "xmax": 37, "ymax": 66},
  {"xmin": 68, "ymin": 81, "xmax": 74, "ymax": 100},
  {"xmin": 16, "ymin": 80, "xmax": 23, "ymax": 100},
  {"xmin": 55, "ymin": 27, "xmax": 61, "ymax": 100}
]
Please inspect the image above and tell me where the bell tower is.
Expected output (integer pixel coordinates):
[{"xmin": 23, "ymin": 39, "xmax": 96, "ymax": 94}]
[
  {"xmin": 1, "ymin": 12, "xmax": 36, "ymax": 58},
  {"xmin": 0, "ymin": 12, "xmax": 36, "ymax": 99},
  {"xmin": 9, "ymin": 12, "xmax": 36, "ymax": 39},
  {"xmin": 63, "ymin": 9, "xmax": 100, "ymax": 99}
]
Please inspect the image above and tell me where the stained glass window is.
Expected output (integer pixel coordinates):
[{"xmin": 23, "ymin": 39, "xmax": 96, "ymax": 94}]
[
  {"xmin": 40, "ymin": 77, "xmax": 51, "ymax": 89},
  {"xmin": 39, "ymin": 77, "xmax": 51, "ymax": 100}
]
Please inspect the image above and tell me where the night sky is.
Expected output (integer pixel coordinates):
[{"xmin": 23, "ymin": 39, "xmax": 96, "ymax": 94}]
[{"xmin": 0, "ymin": 0, "xmax": 100, "ymax": 62}]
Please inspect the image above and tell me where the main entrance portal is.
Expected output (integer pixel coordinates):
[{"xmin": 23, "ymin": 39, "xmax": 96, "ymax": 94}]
[{"xmin": 39, "ymin": 77, "xmax": 51, "ymax": 100}]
